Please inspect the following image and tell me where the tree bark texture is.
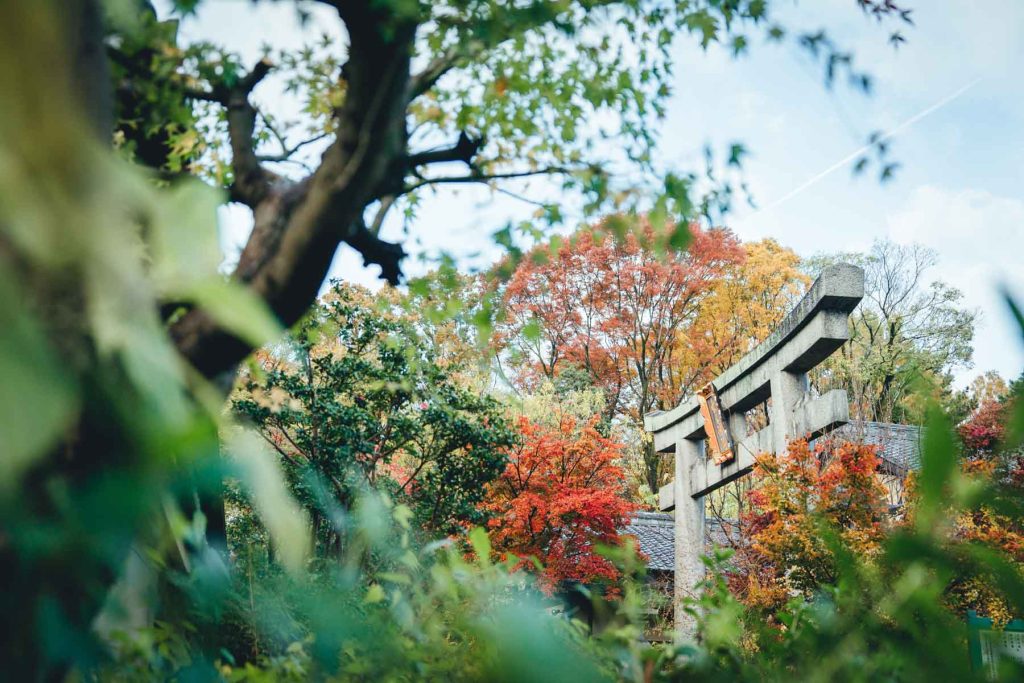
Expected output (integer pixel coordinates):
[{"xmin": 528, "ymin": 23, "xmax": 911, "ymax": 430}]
[{"xmin": 171, "ymin": 3, "xmax": 417, "ymax": 379}]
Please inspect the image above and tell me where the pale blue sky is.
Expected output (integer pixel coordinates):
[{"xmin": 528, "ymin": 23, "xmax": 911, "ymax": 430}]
[{"xmin": 168, "ymin": 0, "xmax": 1024, "ymax": 386}]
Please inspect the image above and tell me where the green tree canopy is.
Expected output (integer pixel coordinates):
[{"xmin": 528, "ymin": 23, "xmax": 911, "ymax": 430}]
[
  {"xmin": 233, "ymin": 282, "xmax": 515, "ymax": 541},
  {"xmin": 99, "ymin": 0, "xmax": 913, "ymax": 379}
]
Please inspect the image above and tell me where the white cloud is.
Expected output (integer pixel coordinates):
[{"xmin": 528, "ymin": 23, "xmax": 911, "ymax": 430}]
[{"xmin": 886, "ymin": 185, "xmax": 1024, "ymax": 384}]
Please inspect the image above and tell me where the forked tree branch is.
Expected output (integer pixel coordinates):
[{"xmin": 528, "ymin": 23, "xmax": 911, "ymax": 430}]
[
  {"xmin": 181, "ymin": 57, "xmax": 276, "ymax": 206},
  {"xmin": 257, "ymin": 132, "xmax": 331, "ymax": 163},
  {"xmin": 223, "ymin": 58, "xmax": 275, "ymax": 206},
  {"xmin": 170, "ymin": 8, "xmax": 417, "ymax": 378},
  {"xmin": 167, "ymin": 1, "xmax": 591, "ymax": 379}
]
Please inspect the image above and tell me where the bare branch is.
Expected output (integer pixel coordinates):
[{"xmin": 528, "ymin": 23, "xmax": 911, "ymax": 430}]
[
  {"xmin": 406, "ymin": 131, "xmax": 483, "ymax": 169},
  {"xmin": 408, "ymin": 46, "xmax": 466, "ymax": 101},
  {"xmin": 257, "ymin": 132, "xmax": 332, "ymax": 163},
  {"xmin": 492, "ymin": 185, "xmax": 551, "ymax": 208},
  {"xmin": 368, "ymin": 195, "xmax": 396, "ymax": 235},
  {"xmin": 402, "ymin": 165, "xmax": 575, "ymax": 194}
]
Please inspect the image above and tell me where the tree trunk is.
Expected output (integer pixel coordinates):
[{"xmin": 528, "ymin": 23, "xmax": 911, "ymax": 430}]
[
  {"xmin": 67, "ymin": 0, "xmax": 113, "ymax": 138},
  {"xmin": 644, "ymin": 438, "xmax": 660, "ymax": 503},
  {"xmin": 0, "ymin": 1, "xmax": 126, "ymax": 677}
]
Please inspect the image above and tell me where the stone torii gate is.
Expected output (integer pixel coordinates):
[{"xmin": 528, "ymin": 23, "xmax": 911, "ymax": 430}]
[{"xmin": 643, "ymin": 263, "xmax": 865, "ymax": 637}]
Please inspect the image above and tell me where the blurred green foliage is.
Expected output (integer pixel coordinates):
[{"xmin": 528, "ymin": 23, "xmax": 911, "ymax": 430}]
[{"xmin": 4, "ymin": 1, "xmax": 1024, "ymax": 681}]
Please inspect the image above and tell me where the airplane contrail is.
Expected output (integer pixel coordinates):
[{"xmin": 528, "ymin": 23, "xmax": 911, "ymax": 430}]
[{"xmin": 758, "ymin": 77, "xmax": 982, "ymax": 213}]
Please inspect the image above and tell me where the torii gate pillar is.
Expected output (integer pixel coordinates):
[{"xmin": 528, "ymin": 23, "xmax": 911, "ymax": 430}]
[{"xmin": 644, "ymin": 264, "xmax": 865, "ymax": 639}]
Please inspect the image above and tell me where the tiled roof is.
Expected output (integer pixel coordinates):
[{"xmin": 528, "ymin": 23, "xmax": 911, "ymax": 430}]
[
  {"xmin": 818, "ymin": 420, "xmax": 922, "ymax": 475},
  {"xmin": 623, "ymin": 514, "xmax": 741, "ymax": 573},
  {"xmin": 623, "ymin": 512, "xmax": 674, "ymax": 571}
]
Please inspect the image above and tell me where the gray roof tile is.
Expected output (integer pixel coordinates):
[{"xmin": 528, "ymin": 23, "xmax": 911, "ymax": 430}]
[
  {"xmin": 623, "ymin": 512, "xmax": 674, "ymax": 571},
  {"xmin": 818, "ymin": 420, "xmax": 922, "ymax": 475}
]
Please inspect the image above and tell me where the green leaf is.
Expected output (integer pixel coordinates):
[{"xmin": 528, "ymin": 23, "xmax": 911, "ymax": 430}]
[
  {"xmin": 227, "ymin": 428, "xmax": 311, "ymax": 574},
  {"xmin": 916, "ymin": 407, "xmax": 958, "ymax": 530},
  {"xmin": 149, "ymin": 180, "xmax": 226, "ymax": 287},
  {"xmin": 668, "ymin": 223, "xmax": 692, "ymax": 251},
  {"xmin": 186, "ymin": 279, "xmax": 284, "ymax": 350},
  {"xmin": 377, "ymin": 572, "xmax": 412, "ymax": 585},
  {"xmin": 522, "ymin": 319, "xmax": 542, "ymax": 343},
  {"xmin": 727, "ymin": 143, "xmax": 747, "ymax": 167},
  {"xmin": 364, "ymin": 584, "xmax": 385, "ymax": 604},
  {"xmin": 393, "ymin": 503, "xmax": 414, "ymax": 530},
  {"xmin": 468, "ymin": 527, "xmax": 491, "ymax": 567},
  {"xmin": 1002, "ymin": 289, "xmax": 1024, "ymax": 448},
  {"xmin": 147, "ymin": 179, "xmax": 280, "ymax": 346},
  {"xmin": 0, "ymin": 271, "xmax": 78, "ymax": 493}
]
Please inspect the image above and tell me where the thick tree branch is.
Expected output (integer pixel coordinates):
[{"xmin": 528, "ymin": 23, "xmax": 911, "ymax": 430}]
[
  {"xmin": 170, "ymin": 9, "xmax": 417, "ymax": 379},
  {"xmin": 348, "ymin": 215, "xmax": 406, "ymax": 285},
  {"xmin": 177, "ymin": 58, "xmax": 275, "ymax": 205},
  {"xmin": 221, "ymin": 58, "xmax": 275, "ymax": 206},
  {"xmin": 406, "ymin": 131, "xmax": 483, "ymax": 169}
]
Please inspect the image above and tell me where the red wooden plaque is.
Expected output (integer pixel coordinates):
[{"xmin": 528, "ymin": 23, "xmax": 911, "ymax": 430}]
[{"xmin": 697, "ymin": 383, "xmax": 735, "ymax": 465}]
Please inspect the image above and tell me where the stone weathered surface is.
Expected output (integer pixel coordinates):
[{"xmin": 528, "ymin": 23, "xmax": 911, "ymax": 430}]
[
  {"xmin": 644, "ymin": 263, "xmax": 865, "ymax": 641},
  {"xmin": 672, "ymin": 437, "xmax": 705, "ymax": 637}
]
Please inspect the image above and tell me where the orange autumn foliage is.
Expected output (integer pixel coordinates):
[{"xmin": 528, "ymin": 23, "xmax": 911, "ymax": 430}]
[
  {"xmin": 481, "ymin": 415, "xmax": 637, "ymax": 592},
  {"xmin": 731, "ymin": 438, "xmax": 889, "ymax": 613},
  {"xmin": 682, "ymin": 238, "xmax": 809, "ymax": 382}
]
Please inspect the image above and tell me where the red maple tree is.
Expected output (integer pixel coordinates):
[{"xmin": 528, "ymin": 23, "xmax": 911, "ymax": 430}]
[
  {"xmin": 495, "ymin": 220, "xmax": 746, "ymax": 496},
  {"xmin": 958, "ymin": 397, "xmax": 1008, "ymax": 456},
  {"xmin": 481, "ymin": 415, "xmax": 637, "ymax": 591},
  {"xmin": 496, "ymin": 221, "xmax": 744, "ymax": 419}
]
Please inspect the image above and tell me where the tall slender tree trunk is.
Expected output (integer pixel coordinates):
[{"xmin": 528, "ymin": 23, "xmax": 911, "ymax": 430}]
[{"xmin": 644, "ymin": 438, "xmax": 660, "ymax": 503}]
